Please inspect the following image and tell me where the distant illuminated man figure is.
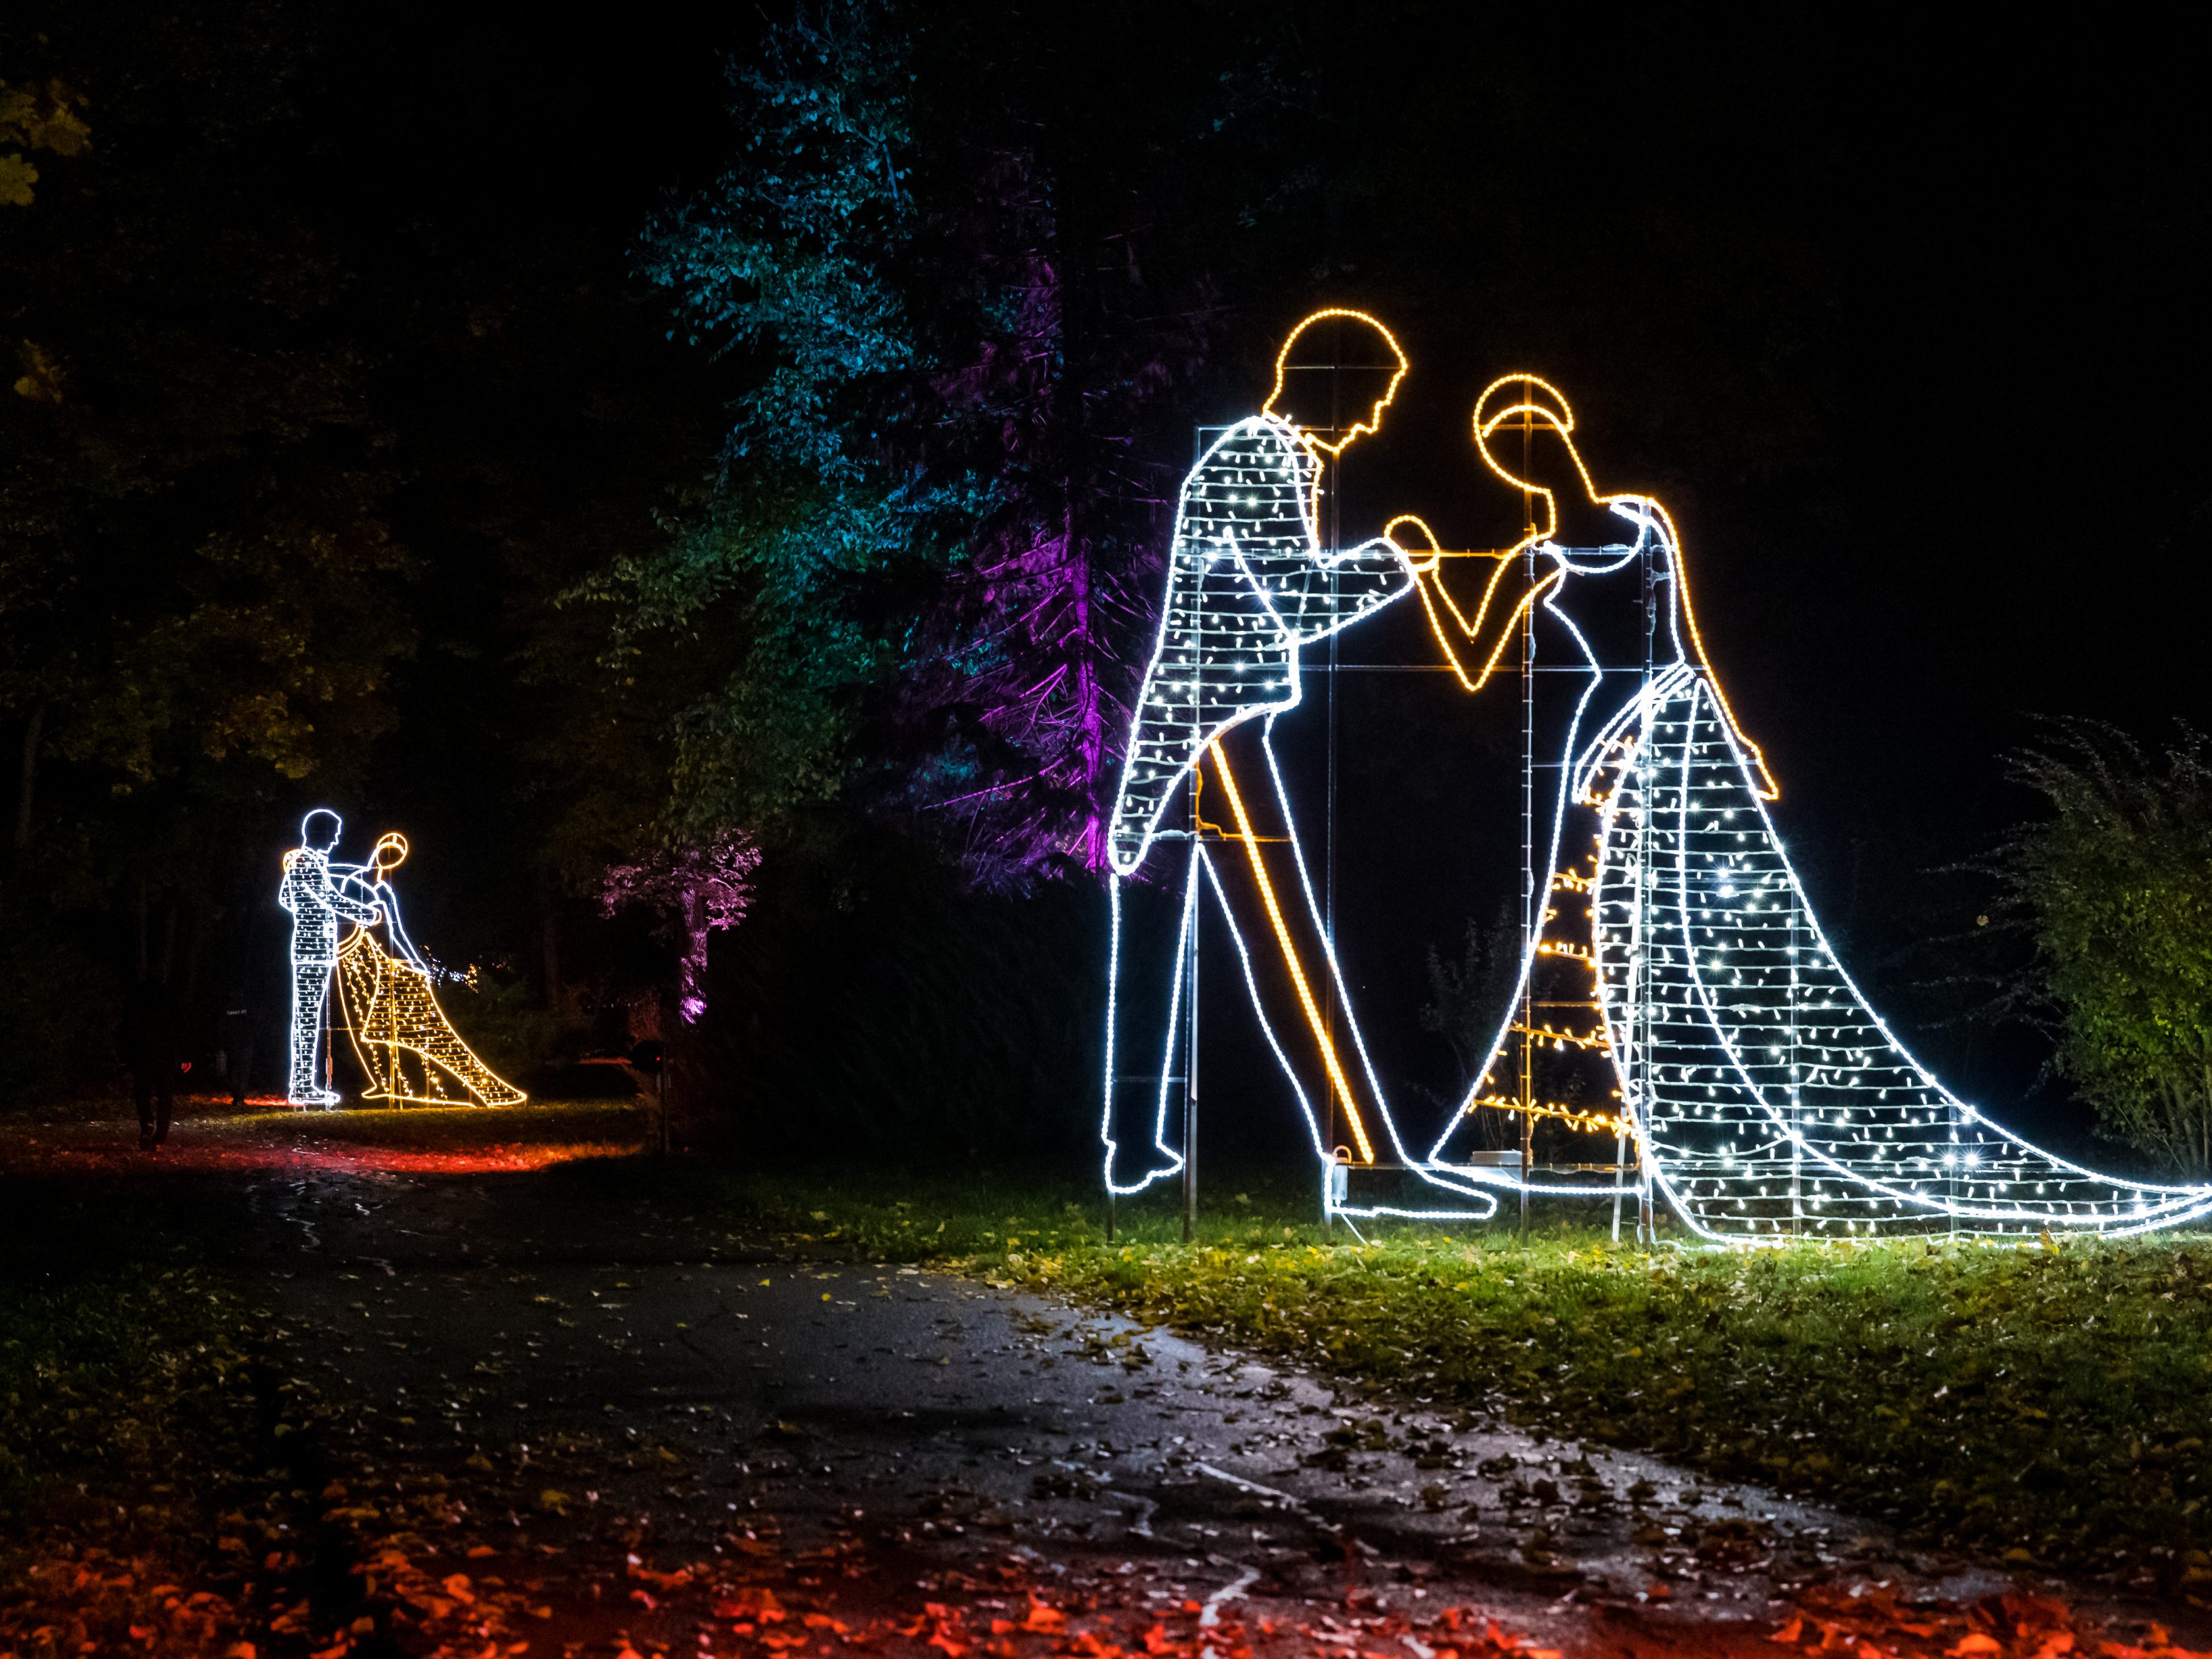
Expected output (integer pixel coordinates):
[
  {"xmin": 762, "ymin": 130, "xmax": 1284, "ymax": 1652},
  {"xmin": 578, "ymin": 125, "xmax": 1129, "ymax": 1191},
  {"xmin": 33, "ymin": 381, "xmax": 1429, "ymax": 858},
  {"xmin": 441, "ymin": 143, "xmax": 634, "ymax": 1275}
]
[
  {"xmin": 279, "ymin": 809, "xmax": 381, "ymax": 1108},
  {"xmin": 1101, "ymin": 310, "xmax": 1432, "ymax": 1193}
]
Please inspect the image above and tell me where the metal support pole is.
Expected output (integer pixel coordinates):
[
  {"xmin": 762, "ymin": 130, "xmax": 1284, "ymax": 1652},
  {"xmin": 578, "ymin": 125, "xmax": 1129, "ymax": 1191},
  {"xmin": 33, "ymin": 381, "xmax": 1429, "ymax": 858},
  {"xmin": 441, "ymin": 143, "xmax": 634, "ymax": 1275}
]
[
  {"xmin": 1611, "ymin": 1130, "xmax": 1627, "ymax": 1243},
  {"xmin": 1637, "ymin": 532, "xmax": 1656, "ymax": 1244},
  {"xmin": 1183, "ymin": 776, "xmax": 1199, "ymax": 1246},
  {"xmin": 1788, "ymin": 895, "xmax": 1801, "ymax": 1238},
  {"xmin": 1318, "ymin": 345, "xmax": 1344, "ymax": 1236},
  {"xmin": 1518, "ymin": 393, "xmax": 1536, "ymax": 1239}
]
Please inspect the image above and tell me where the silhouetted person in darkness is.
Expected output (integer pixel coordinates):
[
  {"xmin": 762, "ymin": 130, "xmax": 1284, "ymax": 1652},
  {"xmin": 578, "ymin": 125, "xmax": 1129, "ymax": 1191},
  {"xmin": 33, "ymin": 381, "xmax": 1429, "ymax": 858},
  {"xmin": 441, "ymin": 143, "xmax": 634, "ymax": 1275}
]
[{"xmin": 126, "ymin": 977, "xmax": 181, "ymax": 1149}]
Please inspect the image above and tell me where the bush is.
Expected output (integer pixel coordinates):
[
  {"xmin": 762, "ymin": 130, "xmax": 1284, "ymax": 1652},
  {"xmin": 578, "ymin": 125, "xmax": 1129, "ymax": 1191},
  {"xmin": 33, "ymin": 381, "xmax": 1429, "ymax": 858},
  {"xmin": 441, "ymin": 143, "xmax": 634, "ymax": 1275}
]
[{"xmin": 442, "ymin": 969, "xmax": 569, "ymax": 1082}]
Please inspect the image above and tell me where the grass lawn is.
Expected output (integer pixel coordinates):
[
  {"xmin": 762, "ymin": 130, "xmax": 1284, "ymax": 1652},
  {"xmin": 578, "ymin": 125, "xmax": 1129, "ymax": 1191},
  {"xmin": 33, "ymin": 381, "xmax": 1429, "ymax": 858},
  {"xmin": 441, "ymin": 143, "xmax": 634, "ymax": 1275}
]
[{"xmin": 708, "ymin": 1164, "xmax": 2212, "ymax": 1583}]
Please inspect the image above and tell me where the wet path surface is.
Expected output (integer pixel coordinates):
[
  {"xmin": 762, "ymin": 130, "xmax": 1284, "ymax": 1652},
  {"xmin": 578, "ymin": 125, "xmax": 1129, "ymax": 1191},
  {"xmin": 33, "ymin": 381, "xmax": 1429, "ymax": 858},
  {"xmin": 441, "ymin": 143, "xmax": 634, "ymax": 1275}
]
[
  {"xmin": 7, "ymin": 1122, "xmax": 2207, "ymax": 1658},
  {"xmin": 213, "ymin": 1161, "xmax": 2198, "ymax": 1657}
]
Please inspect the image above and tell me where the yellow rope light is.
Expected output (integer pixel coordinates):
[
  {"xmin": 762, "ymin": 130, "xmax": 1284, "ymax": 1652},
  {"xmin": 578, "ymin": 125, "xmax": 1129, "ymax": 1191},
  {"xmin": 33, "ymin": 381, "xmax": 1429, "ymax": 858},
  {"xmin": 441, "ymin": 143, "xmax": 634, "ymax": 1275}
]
[
  {"xmin": 1261, "ymin": 307, "xmax": 1409, "ymax": 457},
  {"xmin": 1467, "ymin": 373, "xmax": 1777, "ymax": 799},
  {"xmin": 1463, "ymin": 1093, "xmax": 1629, "ymax": 1137},
  {"xmin": 1513, "ymin": 1020, "xmax": 1610, "ymax": 1053},
  {"xmin": 1207, "ymin": 740, "xmax": 1377, "ymax": 1164},
  {"xmin": 335, "ymin": 928, "xmax": 525, "ymax": 1108},
  {"xmin": 1384, "ymin": 512, "xmax": 1561, "ymax": 694}
]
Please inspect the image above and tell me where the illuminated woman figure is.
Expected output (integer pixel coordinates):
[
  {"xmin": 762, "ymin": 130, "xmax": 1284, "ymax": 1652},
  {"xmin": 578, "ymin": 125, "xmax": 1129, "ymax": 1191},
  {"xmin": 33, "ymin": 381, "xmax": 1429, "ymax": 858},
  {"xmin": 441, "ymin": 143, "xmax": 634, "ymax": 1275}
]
[
  {"xmin": 1423, "ymin": 377, "xmax": 2212, "ymax": 1239},
  {"xmin": 1103, "ymin": 310, "xmax": 1440, "ymax": 1196},
  {"xmin": 334, "ymin": 833, "xmax": 527, "ymax": 1108}
]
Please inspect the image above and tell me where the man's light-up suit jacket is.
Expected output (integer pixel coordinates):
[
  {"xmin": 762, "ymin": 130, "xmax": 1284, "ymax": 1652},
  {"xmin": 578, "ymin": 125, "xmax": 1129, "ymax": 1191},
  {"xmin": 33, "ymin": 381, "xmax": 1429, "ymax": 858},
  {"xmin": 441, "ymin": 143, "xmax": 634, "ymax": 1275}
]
[{"xmin": 1107, "ymin": 414, "xmax": 1416, "ymax": 876}]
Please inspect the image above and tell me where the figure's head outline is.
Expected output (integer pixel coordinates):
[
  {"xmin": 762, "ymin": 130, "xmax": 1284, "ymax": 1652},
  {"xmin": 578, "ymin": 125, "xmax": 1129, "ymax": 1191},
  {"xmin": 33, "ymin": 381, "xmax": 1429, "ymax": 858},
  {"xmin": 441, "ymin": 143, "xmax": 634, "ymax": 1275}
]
[
  {"xmin": 300, "ymin": 809, "xmax": 342, "ymax": 854},
  {"xmin": 1263, "ymin": 308, "xmax": 1409, "ymax": 457},
  {"xmin": 1470, "ymin": 373, "xmax": 1600, "ymax": 514},
  {"xmin": 1465, "ymin": 370, "xmax": 1780, "ymax": 801},
  {"xmin": 369, "ymin": 831, "xmax": 409, "ymax": 877}
]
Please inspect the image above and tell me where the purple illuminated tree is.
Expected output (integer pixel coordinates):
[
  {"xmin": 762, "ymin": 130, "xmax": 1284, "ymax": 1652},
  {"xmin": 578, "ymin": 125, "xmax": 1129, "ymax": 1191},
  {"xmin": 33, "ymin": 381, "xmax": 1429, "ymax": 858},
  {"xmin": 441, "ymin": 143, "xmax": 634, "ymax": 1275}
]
[
  {"xmin": 599, "ymin": 831, "xmax": 762, "ymax": 1023},
  {"xmin": 885, "ymin": 147, "xmax": 1207, "ymax": 889}
]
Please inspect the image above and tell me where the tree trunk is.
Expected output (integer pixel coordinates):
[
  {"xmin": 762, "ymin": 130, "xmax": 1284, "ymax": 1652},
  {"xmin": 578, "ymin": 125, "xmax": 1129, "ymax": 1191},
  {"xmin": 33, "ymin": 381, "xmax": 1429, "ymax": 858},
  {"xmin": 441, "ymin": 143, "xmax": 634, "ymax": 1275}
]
[
  {"xmin": 2200, "ymin": 1063, "xmax": 2211, "ymax": 1175},
  {"xmin": 13, "ymin": 702, "xmax": 44, "ymax": 857},
  {"xmin": 1066, "ymin": 501, "xmax": 1103, "ymax": 870}
]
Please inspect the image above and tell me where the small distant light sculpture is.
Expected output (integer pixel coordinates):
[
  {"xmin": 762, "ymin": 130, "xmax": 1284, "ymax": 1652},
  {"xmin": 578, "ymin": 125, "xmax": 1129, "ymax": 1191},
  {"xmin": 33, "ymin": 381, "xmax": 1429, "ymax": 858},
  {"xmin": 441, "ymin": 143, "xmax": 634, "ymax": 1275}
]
[{"xmin": 278, "ymin": 814, "xmax": 525, "ymax": 1109}]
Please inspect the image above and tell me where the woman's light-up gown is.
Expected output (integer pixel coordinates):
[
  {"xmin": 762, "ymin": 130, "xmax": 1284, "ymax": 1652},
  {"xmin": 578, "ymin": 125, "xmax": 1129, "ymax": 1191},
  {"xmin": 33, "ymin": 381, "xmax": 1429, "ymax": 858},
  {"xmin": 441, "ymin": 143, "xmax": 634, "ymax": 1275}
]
[
  {"xmin": 334, "ymin": 877, "xmax": 526, "ymax": 1108},
  {"xmin": 1425, "ymin": 503, "xmax": 2212, "ymax": 1239}
]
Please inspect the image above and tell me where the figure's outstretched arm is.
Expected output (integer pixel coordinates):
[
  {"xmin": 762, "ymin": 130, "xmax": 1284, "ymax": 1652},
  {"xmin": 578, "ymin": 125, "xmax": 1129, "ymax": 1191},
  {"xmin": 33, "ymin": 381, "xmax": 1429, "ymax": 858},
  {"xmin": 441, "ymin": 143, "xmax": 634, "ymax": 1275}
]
[
  {"xmin": 371, "ymin": 883, "xmax": 433, "ymax": 973},
  {"xmin": 1243, "ymin": 533, "xmax": 1418, "ymax": 646},
  {"xmin": 326, "ymin": 867, "xmax": 384, "ymax": 926},
  {"xmin": 1389, "ymin": 515, "xmax": 1559, "ymax": 695}
]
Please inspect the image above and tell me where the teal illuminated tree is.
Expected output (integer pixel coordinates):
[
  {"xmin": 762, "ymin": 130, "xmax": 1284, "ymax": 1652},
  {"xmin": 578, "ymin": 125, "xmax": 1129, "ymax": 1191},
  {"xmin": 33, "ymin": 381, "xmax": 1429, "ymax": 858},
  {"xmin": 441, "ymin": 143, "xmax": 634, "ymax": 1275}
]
[{"xmin": 632, "ymin": 0, "xmax": 1222, "ymax": 886}]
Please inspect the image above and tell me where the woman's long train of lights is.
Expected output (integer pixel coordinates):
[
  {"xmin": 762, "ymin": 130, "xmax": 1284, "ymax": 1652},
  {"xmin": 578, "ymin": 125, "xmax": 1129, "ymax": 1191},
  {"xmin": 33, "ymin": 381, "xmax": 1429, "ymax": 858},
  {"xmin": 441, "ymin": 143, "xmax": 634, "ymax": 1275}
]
[
  {"xmin": 335, "ymin": 927, "xmax": 527, "ymax": 1108},
  {"xmin": 1575, "ymin": 662, "xmax": 2212, "ymax": 1240}
]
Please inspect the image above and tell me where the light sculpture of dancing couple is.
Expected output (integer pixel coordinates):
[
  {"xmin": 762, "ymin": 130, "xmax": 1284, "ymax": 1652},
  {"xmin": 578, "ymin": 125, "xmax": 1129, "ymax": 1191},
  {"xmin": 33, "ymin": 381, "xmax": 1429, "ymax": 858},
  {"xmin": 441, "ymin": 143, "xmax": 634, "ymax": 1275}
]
[
  {"xmin": 1101, "ymin": 321, "xmax": 2212, "ymax": 1241},
  {"xmin": 278, "ymin": 809, "xmax": 525, "ymax": 1109}
]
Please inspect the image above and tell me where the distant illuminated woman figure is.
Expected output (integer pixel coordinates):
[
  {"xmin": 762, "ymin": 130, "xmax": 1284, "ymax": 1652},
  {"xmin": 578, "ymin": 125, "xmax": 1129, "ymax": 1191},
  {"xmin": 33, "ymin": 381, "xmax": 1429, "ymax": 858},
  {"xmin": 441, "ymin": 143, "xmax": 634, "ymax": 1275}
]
[
  {"xmin": 1419, "ymin": 376, "xmax": 2212, "ymax": 1238},
  {"xmin": 334, "ymin": 833, "xmax": 527, "ymax": 1108}
]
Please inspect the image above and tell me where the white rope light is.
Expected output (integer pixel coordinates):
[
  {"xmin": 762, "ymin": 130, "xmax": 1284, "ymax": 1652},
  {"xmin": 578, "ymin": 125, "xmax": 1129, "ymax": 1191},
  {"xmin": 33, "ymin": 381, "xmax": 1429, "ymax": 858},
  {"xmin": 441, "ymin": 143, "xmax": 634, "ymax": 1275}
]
[
  {"xmin": 279, "ymin": 809, "xmax": 381, "ymax": 1109},
  {"xmin": 1105, "ymin": 413, "xmax": 1412, "ymax": 877},
  {"xmin": 1101, "ymin": 310, "xmax": 1482, "ymax": 1211}
]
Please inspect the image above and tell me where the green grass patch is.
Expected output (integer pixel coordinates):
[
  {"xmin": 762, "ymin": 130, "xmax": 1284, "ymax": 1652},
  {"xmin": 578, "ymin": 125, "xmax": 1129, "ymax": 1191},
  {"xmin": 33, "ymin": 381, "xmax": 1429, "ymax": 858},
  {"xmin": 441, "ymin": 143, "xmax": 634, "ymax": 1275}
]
[{"xmin": 709, "ymin": 1165, "xmax": 2212, "ymax": 1577}]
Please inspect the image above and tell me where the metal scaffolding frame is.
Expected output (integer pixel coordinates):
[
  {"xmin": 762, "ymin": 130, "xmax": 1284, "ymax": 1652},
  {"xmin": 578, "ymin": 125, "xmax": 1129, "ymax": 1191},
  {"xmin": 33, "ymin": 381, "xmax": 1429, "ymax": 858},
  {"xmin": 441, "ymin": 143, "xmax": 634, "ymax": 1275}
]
[{"xmin": 1162, "ymin": 359, "xmax": 1661, "ymax": 1237}]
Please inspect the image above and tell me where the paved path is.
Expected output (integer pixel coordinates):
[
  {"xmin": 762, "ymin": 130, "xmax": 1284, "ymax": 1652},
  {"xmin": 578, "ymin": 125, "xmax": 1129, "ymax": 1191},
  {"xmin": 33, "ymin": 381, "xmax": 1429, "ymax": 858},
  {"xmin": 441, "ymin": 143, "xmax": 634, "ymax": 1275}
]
[{"xmin": 6, "ymin": 1114, "xmax": 2202, "ymax": 1658}]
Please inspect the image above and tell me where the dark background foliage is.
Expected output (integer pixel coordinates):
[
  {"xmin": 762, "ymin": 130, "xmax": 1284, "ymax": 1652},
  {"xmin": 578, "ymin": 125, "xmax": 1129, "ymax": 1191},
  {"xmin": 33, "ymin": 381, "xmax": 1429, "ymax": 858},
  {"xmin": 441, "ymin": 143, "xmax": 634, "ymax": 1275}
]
[{"xmin": 1, "ymin": 1, "xmax": 2206, "ymax": 1169}]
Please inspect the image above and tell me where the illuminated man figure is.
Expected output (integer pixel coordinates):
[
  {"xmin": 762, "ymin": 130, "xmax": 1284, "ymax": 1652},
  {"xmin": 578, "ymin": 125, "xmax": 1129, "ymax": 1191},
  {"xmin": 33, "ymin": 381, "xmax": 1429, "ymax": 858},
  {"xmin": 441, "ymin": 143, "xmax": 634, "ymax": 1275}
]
[
  {"xmin": 279, "ymin": 809, "xmax": 381, "ymax": 1108},
  {"xmin": 1102, "ymin": 310, "xmax": 1431, "ymax": 1194}
]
